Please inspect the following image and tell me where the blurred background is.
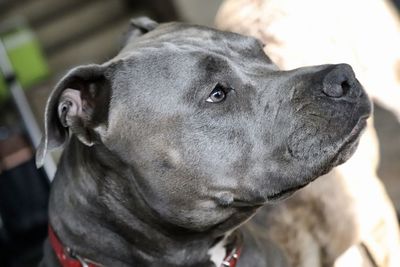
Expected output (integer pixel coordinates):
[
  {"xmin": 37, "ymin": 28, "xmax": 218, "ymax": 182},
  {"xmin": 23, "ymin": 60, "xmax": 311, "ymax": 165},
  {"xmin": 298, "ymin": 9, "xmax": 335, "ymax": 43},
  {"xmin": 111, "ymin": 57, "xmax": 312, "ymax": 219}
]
[{"xmin": 0, "ymin": 0, "xmax": 399, "ymax": 266}]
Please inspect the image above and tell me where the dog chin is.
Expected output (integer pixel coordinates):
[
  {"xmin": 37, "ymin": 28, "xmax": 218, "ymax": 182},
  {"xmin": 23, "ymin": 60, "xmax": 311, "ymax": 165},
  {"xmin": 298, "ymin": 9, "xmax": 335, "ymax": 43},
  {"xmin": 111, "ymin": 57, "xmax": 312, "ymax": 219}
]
[{"xmin": 330, "ymin": 117, "xmax": 367, "ymax": 167}]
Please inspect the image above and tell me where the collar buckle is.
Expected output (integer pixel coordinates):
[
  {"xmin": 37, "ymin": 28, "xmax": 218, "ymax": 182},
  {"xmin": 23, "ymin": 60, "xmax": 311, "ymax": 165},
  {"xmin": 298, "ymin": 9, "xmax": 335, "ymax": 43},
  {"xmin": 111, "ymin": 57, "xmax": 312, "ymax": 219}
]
[{"xmin": 67, "ymin": 249, "xmax": 89, "ymax": 267}]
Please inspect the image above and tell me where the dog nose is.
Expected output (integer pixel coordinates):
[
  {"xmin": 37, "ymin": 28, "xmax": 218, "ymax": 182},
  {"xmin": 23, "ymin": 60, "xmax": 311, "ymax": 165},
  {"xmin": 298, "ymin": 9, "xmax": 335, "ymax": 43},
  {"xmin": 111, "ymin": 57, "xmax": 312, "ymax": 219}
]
[{"xmin": 322, "ymin": 64, "xmax": 357, "ymax": 98}]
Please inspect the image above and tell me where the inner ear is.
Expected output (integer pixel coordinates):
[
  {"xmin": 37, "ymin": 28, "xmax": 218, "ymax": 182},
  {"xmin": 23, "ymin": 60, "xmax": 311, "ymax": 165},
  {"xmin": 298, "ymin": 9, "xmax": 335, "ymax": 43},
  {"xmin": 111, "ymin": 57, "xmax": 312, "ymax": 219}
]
[
  {"xmin": 58, "ymin": 88, "xmax": 82, "ymax": 128},
  {"xmin": 59, "ymin": 76, "xmax": 111, "ymax": 146}
]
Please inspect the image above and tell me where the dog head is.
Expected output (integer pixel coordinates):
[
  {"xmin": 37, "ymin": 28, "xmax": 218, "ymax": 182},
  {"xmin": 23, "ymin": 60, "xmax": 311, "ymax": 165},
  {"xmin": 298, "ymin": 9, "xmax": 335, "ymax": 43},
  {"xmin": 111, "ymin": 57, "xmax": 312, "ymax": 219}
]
[{"xmin": 37, "ymin": 18, "xmax": 371, "ymax": 232}]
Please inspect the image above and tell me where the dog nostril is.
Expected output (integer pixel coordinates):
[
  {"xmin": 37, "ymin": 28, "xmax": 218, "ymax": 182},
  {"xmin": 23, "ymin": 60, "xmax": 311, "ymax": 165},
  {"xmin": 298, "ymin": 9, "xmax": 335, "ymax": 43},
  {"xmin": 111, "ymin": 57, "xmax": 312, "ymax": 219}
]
[
  {"xmin": 341, "ymin": 81, "xmax": 350, "ymax": 95},
  {"xmin": 323, "ymin": 83, "xmax": 344, "ymax": 98},
  {"xmin": 341, "ymin": 81, "xmax": 351, "ymax": 95},
  {"xmin": 322, "ymin": 64, "xmax": 356, "ymax": 98}
]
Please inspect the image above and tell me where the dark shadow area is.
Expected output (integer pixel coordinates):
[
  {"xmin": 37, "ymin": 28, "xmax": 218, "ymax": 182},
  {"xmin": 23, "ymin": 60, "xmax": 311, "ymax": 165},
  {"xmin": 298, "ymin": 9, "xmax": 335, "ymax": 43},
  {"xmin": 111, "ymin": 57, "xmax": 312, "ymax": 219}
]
[{"xmin": 0, "ymin": 158, "xmax": 50, "ymax": 267}]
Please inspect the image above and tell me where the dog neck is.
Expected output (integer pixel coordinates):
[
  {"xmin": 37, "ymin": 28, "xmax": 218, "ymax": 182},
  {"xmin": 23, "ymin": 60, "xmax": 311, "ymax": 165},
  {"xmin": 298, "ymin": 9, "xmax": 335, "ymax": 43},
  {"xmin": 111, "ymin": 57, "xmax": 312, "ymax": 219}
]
[{"xmin": 48, "ymin": 137, "xmax": 241, "ymax": 267}]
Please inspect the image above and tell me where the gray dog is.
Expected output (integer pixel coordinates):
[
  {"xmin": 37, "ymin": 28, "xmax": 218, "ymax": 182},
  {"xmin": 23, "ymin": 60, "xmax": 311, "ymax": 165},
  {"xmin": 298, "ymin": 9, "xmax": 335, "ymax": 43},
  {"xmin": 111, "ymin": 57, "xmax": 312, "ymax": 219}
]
[{"xmin": 36, "ymin": 18, "xmax": 371, "ymax": 267}]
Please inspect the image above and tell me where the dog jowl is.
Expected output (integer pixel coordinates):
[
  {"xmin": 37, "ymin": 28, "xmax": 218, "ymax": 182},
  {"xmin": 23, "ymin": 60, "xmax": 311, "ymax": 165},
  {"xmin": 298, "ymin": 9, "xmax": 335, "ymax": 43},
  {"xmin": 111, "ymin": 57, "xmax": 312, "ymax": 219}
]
[{"xmin": 37, "ymin": 18, "xmax": 371, "ymax": 267}]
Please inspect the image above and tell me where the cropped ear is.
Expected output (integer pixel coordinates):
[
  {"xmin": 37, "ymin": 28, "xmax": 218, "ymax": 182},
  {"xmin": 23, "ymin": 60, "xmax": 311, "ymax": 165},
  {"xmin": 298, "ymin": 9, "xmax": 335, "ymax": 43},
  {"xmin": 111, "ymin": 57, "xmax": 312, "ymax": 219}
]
[
  {"xmin": 121, "ymin": 17, "xmax": 159, "ymax": 46},
  {"xmin": 36, "ymin": 64, "xmax": 111, "ymax": 167}
]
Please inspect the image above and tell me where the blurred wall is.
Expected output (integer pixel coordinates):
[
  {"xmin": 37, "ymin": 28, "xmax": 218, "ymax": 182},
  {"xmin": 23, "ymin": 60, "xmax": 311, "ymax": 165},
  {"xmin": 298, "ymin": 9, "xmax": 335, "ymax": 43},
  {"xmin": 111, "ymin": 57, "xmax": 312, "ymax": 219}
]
[{"xmin": 0, "ymin": 0, "xmax": 223, "ymax": 129}]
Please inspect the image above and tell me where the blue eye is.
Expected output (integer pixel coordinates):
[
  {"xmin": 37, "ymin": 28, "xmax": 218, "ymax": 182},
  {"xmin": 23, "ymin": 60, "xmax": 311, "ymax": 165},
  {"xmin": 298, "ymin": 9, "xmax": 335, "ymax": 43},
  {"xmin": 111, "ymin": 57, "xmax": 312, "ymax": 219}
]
[{"xmin": 206, "ymin": 84, "xmax": 229, "ymax": 103}]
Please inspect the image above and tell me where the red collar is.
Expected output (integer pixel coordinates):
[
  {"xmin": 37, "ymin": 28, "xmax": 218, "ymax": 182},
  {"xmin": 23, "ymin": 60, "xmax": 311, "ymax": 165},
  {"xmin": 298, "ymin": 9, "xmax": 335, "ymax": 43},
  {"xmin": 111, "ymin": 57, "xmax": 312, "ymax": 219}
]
[
  {"xmin": 48, "ymin": 226, "xmax": 100, "ymax": 267},
  {"xmin": 49, "ymin": 225, "xmax": 242, "ymax": 267},
  {"xmin": 220, "ymin": 231, "xmax": 243, "ymax": 267}
]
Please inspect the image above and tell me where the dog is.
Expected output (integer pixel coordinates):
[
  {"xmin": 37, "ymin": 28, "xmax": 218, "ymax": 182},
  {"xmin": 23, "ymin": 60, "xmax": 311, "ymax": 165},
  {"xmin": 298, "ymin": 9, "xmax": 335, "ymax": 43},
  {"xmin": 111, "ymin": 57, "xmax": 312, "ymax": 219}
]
[{"xmin": 36, "ymin": 18, "xmax": 371, "ymax": 267}]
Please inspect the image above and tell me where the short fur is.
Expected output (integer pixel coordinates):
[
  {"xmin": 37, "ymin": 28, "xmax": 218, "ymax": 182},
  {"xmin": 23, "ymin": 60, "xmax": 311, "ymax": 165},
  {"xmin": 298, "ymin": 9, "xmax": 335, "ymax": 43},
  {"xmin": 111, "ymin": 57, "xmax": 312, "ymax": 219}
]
[{"xmin": 38, "ymin": 19, "xmax": 371, "ymax": 267}]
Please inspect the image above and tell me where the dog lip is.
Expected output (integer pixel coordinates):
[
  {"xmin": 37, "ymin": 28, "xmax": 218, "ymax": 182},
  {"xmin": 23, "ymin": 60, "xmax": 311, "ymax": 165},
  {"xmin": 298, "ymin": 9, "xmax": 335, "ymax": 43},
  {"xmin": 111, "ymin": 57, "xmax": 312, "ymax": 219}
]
[
  {"xmin": 233, "ymin": 183, "xmax": 309, "ymax": 206},
  {"xmin": 231, "ymin": 196, "xmax": 267, "ymax": 207},
  {"xmin": 343, "ymin": 116, "xmax": 368, "ymax": 145},
  {"xmin": 328, "ymin": 115, "xmax": 368, "ymax": 169},
  {"xmin": 266, "ymin": 182, "xmax": 309, "ymax": 202}
]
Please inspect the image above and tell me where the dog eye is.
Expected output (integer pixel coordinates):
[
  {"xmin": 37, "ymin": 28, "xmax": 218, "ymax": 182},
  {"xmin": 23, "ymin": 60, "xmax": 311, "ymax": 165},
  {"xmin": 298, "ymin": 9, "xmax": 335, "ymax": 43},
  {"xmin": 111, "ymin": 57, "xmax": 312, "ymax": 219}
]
[{"xmin": 206, "ymin": 84, "xmax": 229, "ymax": 103}]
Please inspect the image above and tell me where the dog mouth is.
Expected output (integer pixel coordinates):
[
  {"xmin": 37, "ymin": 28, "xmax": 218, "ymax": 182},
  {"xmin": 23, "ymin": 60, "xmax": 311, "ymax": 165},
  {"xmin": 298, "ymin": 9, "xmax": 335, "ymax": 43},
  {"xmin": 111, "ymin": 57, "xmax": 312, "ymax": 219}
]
[
  {"xmin": 231, "ymin": 182, "xmax": 309, "ymax": 206},
  {"xmin": 329, "ymin": 115, "xmax": 368, "ymax": 167},
  {"xmin": 226, "ymin": 112, "xmax": 370, "ymax": 208},
  {"xmin": 231, "ymin": 184, "xmax": 307, "ymax": 206},
  {"xmin": 232, "ymin": 199, "xmax": 265, "ymax": 207},
  {"xmin": 262, "ymin": 116, "xmax": 369, "ymax": 204},
  {"xmin": 266, "ymin": 183, "xmax": 309, "ymax": 201}
]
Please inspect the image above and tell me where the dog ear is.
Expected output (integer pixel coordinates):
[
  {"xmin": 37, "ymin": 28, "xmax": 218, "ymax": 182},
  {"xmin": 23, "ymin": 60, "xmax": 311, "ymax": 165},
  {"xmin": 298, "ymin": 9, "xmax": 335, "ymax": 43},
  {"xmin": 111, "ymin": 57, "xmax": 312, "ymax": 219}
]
[
  {"xmin": 130, "ymin": 17, "xmax": 159, "ymax": 34},
  {"xmin": 121, "ymin": 17, "xmax": 159, "ymax": 46},
  {"xmin": 36, "ymin": 64, "xmax": 111, "ymax": 167}
]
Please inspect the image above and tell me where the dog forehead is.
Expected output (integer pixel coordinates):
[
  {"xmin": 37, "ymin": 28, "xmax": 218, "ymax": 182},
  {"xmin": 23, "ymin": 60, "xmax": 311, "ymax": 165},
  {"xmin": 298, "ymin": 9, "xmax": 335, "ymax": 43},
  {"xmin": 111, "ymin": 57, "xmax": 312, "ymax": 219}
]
[{"xmin": 116, "ymin": 22, "xmax": 265, "ymax": 61}]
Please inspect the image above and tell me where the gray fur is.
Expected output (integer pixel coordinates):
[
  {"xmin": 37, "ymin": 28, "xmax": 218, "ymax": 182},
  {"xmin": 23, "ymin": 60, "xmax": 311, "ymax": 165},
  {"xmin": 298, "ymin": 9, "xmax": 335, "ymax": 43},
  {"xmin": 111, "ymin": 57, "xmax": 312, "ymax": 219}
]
[{"xmin": 37, "ymin": 19, "xmax": 371, "ymax": 267}]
